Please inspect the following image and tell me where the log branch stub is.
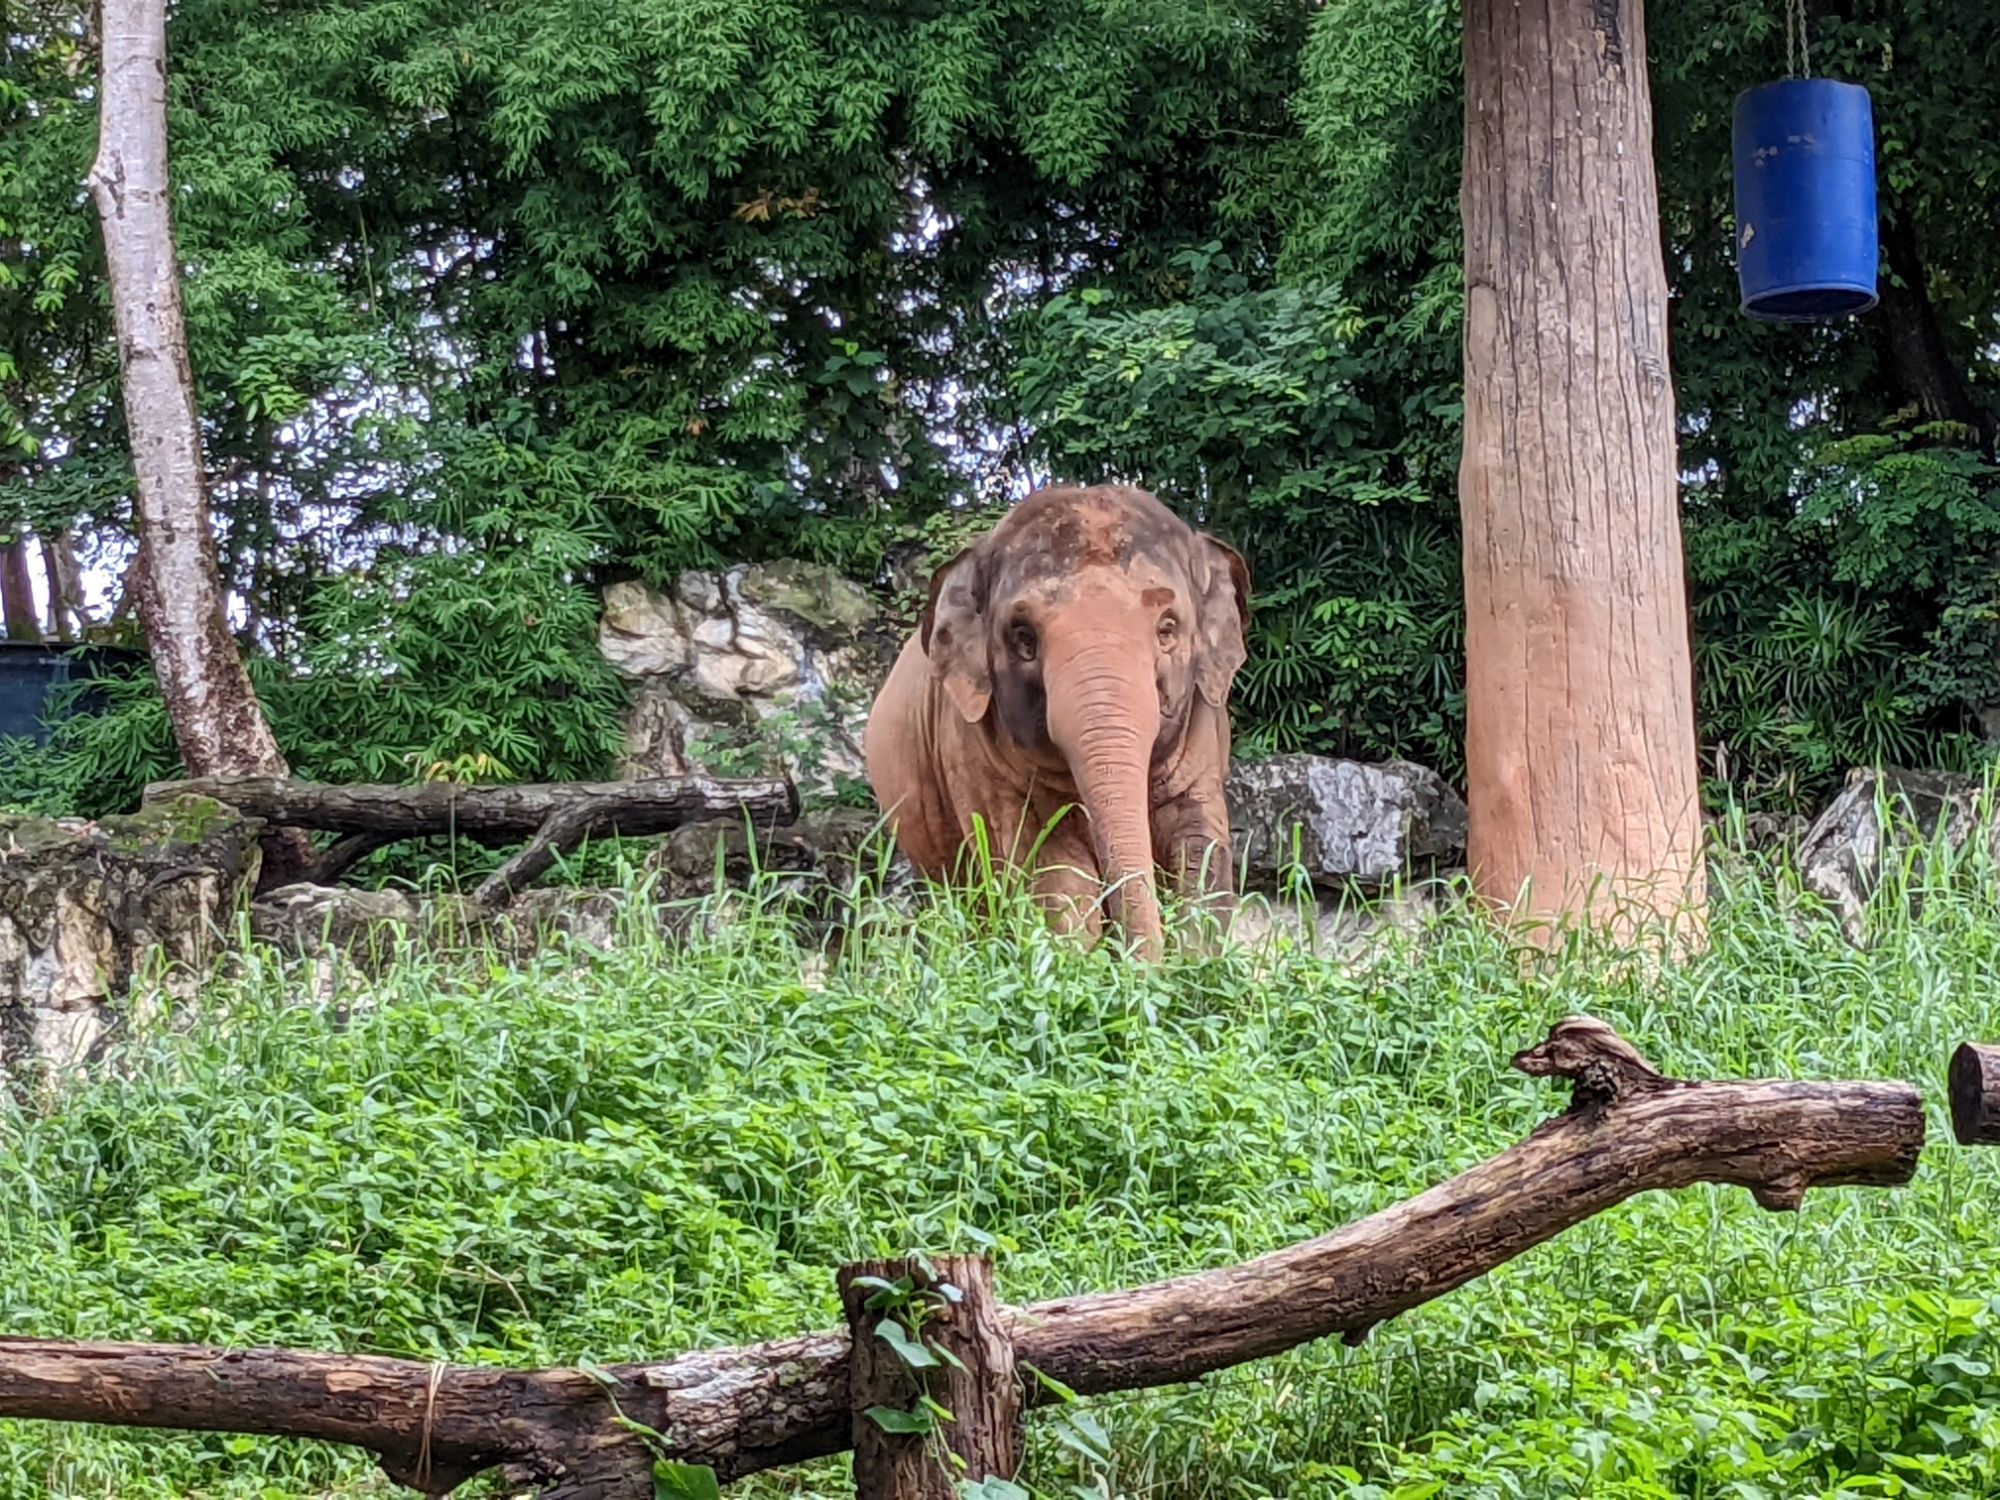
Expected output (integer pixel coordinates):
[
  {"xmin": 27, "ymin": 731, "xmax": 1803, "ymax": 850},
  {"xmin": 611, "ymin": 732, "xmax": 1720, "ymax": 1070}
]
[
  {"xmin": 0, "ymin": 1019, "xmax": 1924, "ymax": 1492},
  {"xmin": 1512, "ymin": 1014, "xmax": 1671, "ymax": 1110},
  {"xmin": 1949, "ymin": 1043, "xmax": 2000, "ymax": 1145},
  {"xmin": 301, "ymin": 831, "xmax": 396, "ymax": 886},
  {"xmin": 839, "ymin": 1256, "xmax": 1021, "ymax": 1500}
]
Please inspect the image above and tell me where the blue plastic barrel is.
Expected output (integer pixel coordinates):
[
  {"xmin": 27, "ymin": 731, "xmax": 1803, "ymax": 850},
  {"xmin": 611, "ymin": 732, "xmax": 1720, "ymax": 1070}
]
[{"xmin": 1732, "ymin": 78, "xmax": 1879, "ymax": 322}]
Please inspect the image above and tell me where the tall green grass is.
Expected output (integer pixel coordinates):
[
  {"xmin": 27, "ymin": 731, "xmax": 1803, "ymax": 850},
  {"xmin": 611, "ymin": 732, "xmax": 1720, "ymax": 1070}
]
[{"xmin": 6, "ymin": 836, "xmax": 2000, "ymax": 1499}]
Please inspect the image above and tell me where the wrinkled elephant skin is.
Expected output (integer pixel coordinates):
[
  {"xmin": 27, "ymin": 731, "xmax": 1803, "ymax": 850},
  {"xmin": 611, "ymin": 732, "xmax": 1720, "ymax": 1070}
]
[{"xmin": 865, "ymin": 484, "xmax": 1250, "ymax": 959}]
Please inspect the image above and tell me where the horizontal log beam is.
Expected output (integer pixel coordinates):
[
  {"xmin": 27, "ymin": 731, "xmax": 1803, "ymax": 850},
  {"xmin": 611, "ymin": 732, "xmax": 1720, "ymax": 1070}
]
[
  {"xmin": 0, "ymin": 1018, "xmax": 1924, "ymax": 1497},
  {"xmin": 143, "ymin": 776, "xmax": 800, "ymax": 845}
]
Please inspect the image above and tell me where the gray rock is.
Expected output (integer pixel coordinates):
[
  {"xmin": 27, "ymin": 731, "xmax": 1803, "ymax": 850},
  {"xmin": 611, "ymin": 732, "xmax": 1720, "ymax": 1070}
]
[
  {"xmin": 1796, "ymin": 767, "xmax": 1989, "ymax": 944},
  {"xmin": 652, "ymin": 807, "xmax": 909, "ymax": 903},
  {"xmin": 0, "ymin": 798, "xmax": 263, "ymax": 1085},
  {"xmin": 599, "ymin": 562, "xmax": 900, "ymax": 802},
  {"xmin": 249, "ymin": 882, "xmax": 426, "ymax": 959},
  {"xmin": 1227, "ymin": 755, "xmax": 1468, "ymax": 890}
]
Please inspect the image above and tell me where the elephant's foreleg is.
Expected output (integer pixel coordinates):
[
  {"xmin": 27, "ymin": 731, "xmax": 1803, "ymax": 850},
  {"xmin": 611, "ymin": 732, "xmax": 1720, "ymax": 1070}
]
[
  {"xmin": 1153, "ymin": 793, "xmax": 1237, "ymax": 949},
  {"xmin": 1032, "ymin": 854, "xmax": 1106, "ymax": 945}
]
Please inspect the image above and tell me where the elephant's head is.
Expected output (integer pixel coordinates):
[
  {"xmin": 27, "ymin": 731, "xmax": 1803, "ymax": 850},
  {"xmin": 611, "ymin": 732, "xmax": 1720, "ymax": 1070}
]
[{"xmin": 921, "ymin": 484, "xmax": 1250, "ymax": 956}]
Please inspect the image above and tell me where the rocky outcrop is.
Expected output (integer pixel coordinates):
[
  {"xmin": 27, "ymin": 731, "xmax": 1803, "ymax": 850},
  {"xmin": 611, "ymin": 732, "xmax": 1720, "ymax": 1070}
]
[
  {"xmin": 1796, "ymin": 767, "xmax": 1991, "ymax": 943},
  {"xmin": 1227, "ymin": 755, "xmax": 1468, "ymax": 890},
  {"xmin": 600, "ymin": 562, "xmax": 902, "ymax": 802},
  {"xmin": 0, "ymin": 798, "xmax": 262, "ymax": 1083}
]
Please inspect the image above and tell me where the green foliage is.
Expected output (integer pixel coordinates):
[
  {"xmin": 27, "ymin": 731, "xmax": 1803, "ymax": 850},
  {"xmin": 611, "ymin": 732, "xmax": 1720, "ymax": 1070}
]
[
  {"xmin": 11, "ymin": 845, "xmax": 2000, "ymax": 1495},
  {"xmin": 0, "ymin": 0, "xmax": 1304, "ymax": 814},
  {"xmin": 9, "ymin": 0, "xmax": 2000, "ymax": 817},
  {"xmin": 1015, "ymin": 245, "xmax": 1464, "ymax": 772},
  {"xmin": 686, "ymin": 682, "xmax": 874, "ymax": 811}
]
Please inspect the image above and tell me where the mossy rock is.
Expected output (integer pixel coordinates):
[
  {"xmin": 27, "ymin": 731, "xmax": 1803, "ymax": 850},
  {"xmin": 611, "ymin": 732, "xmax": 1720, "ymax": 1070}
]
[{"xmin": 739, "ymin": 560, "xmax": 880, "ymax": 634}]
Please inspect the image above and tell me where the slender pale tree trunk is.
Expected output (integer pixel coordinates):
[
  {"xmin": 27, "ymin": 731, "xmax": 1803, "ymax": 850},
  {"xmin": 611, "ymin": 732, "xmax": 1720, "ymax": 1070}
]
[
  {"xmin": 1459, "ymin": 0, "xmax": 1706, "ymax": 945},
  {"xmin": 41, "ymin": 535, "xmax": 91, "ymax": 642},
  {"xmin": 85, "ymin": 0, "xmax": 291, "ymax": 778},
  {"xmin": 88, "ymin": 0, "xmax": 309, "ymax": 878}
]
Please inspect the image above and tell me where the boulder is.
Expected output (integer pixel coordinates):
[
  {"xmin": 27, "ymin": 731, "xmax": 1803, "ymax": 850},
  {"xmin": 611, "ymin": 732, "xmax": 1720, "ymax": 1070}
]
[
  {"xmin": 1796, "ymin": 767, "xmax": 1990, "ymax": 944},
  {"xmin": 249, "ymin": 882, "xmax": 428, "ymax": 959},
  {"xmin": 1227, "ymin": 755, "xmax": 1467, "ymax": 890},
  {"xmin": 0, "ymin": 798, "xmax": 262, "ymax": 1084},
  {"xmin": 600, "ymin": 562, "xmax": 902, "ymax": 803},
  {"xmin": 651, "ymin": 807, "xmax": 910, "ymax": 909}
]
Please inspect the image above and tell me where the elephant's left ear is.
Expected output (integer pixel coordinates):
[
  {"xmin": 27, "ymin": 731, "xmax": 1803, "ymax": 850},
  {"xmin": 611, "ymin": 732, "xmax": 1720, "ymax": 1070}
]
[
  {"xmin": 1194, "ymin": 534, "xmax": 1251, "ymax": 708},
  {"xmin": 921, "ymin": 547, "xmax": 994, "ymax": 724}
]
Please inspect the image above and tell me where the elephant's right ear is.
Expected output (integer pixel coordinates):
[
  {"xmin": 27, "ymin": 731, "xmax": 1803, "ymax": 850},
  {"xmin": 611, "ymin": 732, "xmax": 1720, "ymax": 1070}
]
[{"xmin": 920, "ymin": 547, "xmax": 993, "ymax": 723}]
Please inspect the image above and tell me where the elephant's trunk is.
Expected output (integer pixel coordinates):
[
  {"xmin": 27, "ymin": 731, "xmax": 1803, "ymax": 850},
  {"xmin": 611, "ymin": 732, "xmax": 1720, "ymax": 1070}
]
[{"xmin": 1044, "ymin": 631, "xmax": 1164, "ymax": 960}]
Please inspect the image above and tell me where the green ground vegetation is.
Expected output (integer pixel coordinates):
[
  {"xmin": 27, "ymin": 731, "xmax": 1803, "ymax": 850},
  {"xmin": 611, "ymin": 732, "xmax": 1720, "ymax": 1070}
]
[{"xmin": 7, "ymin": 831, "xmax": 2000, "ymax": 1498}]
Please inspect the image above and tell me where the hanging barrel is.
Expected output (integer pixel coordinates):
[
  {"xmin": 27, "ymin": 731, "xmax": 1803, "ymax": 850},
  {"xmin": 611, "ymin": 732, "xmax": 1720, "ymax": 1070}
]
[{"xmin": 1731, "ymin": 78, "xmax": 1879, "ymax": 322}]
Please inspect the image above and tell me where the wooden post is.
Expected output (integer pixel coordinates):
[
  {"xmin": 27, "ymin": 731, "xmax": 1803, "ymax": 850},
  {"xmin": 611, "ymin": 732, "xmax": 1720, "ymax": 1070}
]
[
  {"xmin": 1459, "ymin": 0, "xmax": 1707, "ymax": 945},
  {"xmin": 1949, "ymin": 1043, "xmax": 2000, "ymax": 1144},
  {"xmin": 838, "ymin": 1255, "xmax": 1021, "ymax": 1499}
]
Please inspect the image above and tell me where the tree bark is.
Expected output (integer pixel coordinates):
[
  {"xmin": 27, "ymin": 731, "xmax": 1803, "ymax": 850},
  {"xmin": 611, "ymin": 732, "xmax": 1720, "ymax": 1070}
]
[
  {"xmin": 1459, "ymin": 0, "xmax": 1707, "ymax": 944},
  {"xmin": 839, "ymin": 1256, "xmax": 1022, "ymax": 1500},
  {"xmin": 0, "ymin": 535, "xmax": 41, "ymax": 641},
  {"xmin": 1948, "ymin": 1042, "xmax": 2000, "ymax": 1145},
  {"xmin": 84, "ymin": 0, "xmax": 301, "ymax": 813},
  {"xmin": 0, "ymin": 1018, "xmax": 1922, "ymax": 1494},
  {"xmin": 40, "ymin": 535, "xmax": 91, "ymax": 642}
]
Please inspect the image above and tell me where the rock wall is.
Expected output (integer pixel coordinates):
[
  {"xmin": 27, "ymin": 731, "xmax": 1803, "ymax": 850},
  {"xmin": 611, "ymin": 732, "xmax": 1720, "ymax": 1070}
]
[
  {"xmin": 599, "ymin": 562, "xmax": 901, "ymax": 802},
  {"xmin": 0, "ymin": 799, "xmax": 263, "ymax": 1085}
]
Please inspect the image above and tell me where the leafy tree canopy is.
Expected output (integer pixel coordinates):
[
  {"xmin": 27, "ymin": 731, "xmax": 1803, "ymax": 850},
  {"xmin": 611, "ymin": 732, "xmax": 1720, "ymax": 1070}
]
[{"xmin": 4, "ymin": 0, "xmax": 1999, "ymax": 813}]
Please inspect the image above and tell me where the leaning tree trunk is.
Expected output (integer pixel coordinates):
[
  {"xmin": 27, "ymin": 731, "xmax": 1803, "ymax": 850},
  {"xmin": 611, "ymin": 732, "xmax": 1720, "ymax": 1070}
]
[
  {"xmin": 85, "ymin": 0, "xmax": 297, "ymax": 792},
  {"xmin": 1458, "ymin": 0, "xmax": 1706, "ymax": 946}
]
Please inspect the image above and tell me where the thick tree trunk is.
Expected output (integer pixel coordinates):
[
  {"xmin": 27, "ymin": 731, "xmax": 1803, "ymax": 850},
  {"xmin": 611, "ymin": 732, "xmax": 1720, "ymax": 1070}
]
[
  {"xmin": 1459, "ymin": 0, "xmax": 1706, "ymax": 944},
  {"xmin": 839, "ymin": 1256, "xmax": 1022, "ymax": 1500},
  {"xmin": 0, "ymin": 1019, "xmax": 1921, "ymax": 1495},
  {"xmin": 84, "ymin": 0, "xmax": 295, "ymax": 793},
  {"xmin": 1877, "ymin": 211, "xmax": 1993, "ymax": 450},
  {"xmin": 0, "ymin": 535, "xmax": 41, "ymax": 640}
]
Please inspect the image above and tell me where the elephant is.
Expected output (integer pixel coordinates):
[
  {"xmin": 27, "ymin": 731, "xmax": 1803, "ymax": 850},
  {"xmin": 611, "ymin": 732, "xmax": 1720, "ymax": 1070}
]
[{"xmin": 864, "ymin": 482, "xmax": 1250, "ymax": 959}]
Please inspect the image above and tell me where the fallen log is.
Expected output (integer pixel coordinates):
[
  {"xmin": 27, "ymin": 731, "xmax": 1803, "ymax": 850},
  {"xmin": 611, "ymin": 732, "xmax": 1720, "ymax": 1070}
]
[
  {"xmin": 0, "ymin": 1018, "xmax": 1924, "ymax": 1499},
  {"xmin": 142, "ymin": 775, "xmax": 800, "ymax": 902},
  {"xmin": 1948, "ymin": 1042, "xmax": 2000, "ymax": 1144}
]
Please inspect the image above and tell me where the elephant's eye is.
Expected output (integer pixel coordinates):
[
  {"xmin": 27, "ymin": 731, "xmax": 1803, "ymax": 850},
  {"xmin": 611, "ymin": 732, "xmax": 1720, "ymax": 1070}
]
[
  {"xmin": 1007, "ymin": 622, "xmax": 1038, "ymax": 662},
  {"xmin": 1156, "ymin": 615, "xmax": 1180, "ymax": 647}
]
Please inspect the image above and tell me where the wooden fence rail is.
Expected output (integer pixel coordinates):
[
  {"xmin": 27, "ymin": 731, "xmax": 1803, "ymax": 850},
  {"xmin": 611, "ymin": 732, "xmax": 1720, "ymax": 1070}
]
[{"xmin": 0, "ymin": 1019, "xmax": 1926, "ymax": 1499}]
